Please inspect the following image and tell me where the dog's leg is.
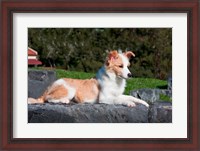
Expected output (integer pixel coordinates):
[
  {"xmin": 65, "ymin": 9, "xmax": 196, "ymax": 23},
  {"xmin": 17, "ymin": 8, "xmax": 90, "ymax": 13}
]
[
  {"xmin": 47, "ymin": 97, "xmax": 70, "ymax": 104},
  {"xmin": 130, "ymin": 96, "xmax": 149, "ymax": 107},
  {"xmin": 113, "ymin": 96, "xmax": 136, "ymax": 107},
  {"xmin": 114, "ymin": 95, "xmax": 149, "ymax": 107},
  {"xmin": 28, "ymin": 97, "xmax": 45, "ymax": 104},
  {"xmin": 114, "ymin": 99, "xmax": 136, "ymax": 107},
  {"xmin": 124, "ymin": 95, "xmax": 149, "ymax": 107},
  {"xmin": 99, "ymin": 93, "xmax": 137, "ymax": 107},
  {"xmin": 45, "ymin": 84, "xmax": 75, "ymax": 104}
]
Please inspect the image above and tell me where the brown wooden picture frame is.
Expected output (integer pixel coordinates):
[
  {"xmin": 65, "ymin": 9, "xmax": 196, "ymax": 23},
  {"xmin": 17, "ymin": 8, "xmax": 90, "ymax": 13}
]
[{"xmin": 0, "ymin": 0, "xmax": 199, "ymax": 150}]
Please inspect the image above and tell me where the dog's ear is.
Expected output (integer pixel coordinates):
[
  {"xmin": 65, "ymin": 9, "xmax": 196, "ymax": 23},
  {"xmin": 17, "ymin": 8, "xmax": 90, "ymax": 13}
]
[
  {"xmin": 124, "ymin": 51, "xmax": 135, "ymax": 60},
  {"xmin": 106, "ymin": 50, "xmax": 119, "ymax": 65},
  {"xmin": 108, "ymin": 50, "xmax": 118, "ymax": 60}
]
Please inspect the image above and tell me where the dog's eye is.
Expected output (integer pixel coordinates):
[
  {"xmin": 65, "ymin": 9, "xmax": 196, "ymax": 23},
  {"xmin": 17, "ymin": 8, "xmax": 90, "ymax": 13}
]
[{"xmin": 118, "ymin": 65, "xmax": 123, "ymax": 68}]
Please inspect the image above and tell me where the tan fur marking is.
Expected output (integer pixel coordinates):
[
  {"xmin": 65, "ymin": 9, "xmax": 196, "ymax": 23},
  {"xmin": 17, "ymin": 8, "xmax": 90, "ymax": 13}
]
[
  {"xmin": 106, "ymin": 51, "xmax": 124, "ymax": 76},
  {"xmin": 28, "ymin": 97, "xmax": 45, "ymax": 104},
  {"xmin": 123, "ymin": 51, "xmax": 135, "ymax": 59},
  {"xmin": 45, "ymin": 85, "xmax": 68, "ymax": 100},
  {"xmin": 63, "ymin": 78, "xmax": 99, "ymax": 103}
]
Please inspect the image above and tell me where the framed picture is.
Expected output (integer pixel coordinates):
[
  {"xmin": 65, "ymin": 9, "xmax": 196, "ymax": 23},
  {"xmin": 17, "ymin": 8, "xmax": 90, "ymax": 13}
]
[
  {"xmin": 1, "ymin": 0, "xmax": 199, "ymax": 150},
  {"xmin": 27, "ymin": 27, "xmax": 172, "ymax": 124}
]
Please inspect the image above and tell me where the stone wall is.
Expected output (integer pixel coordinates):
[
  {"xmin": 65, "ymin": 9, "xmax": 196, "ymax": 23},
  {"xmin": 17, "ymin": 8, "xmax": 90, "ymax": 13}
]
[{"xmin": 28, "ymin": 70, "xmax": 56, "ymax": 98}]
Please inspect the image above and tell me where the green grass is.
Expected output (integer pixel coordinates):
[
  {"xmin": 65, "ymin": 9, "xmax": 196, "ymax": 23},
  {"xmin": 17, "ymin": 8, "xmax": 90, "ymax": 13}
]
[
  {"xmin": 56, "ymin": 69, "xmax": 95, "ymax": 79},
  {"xmin": 160, "ymin": 94, "xmax": 172, "ymax": 102},
  {"xmin": 125, "ymin": 78, "xmax": 167, "ymax": 94},
  {"xmin": 30, "ymin": 67, "xmax": 167, "ymax": 95}
]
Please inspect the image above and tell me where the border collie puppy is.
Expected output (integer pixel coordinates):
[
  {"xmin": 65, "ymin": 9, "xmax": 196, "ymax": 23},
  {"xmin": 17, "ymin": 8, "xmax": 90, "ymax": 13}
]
[{"xmin": 28, "ymin": 50, "xmax": 149, "ymax": 107}]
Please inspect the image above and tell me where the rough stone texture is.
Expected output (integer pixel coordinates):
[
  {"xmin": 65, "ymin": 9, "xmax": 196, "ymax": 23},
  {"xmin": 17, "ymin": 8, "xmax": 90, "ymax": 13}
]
[
  {"xmin": 130, "ymin": 88, "xmax": 172, "ymax": 104},
  {"xmin": 159, "ymin": 89, "xmax": 172, "ymax": 98},
  {"xmin": 28, "ymin": 70, "xmax": 57, "ymax": 98},
  {"xmin": 130, "ymin": 88, "xmax": 160, "ymax": 104},
  {"xmin": 148, "ymin": 102, "xmax": 172, "ymax": 123},
  {"xmin": 168, "ymin": 75, "xmax": 172, "ymax": 91},
  {"xmin": 28, "ymin": 103, "xmax": 149, "ymax": 123}
]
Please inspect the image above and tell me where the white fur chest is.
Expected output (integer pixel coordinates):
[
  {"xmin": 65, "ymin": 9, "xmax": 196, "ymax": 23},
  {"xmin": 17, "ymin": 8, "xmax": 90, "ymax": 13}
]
[
  {"xmin": 96, "ymin": 67, "xmax": 126, "ymax": 103},
  {"xmin": 102, "ymin": 74, "xmax": 126, "ymax": 96}
]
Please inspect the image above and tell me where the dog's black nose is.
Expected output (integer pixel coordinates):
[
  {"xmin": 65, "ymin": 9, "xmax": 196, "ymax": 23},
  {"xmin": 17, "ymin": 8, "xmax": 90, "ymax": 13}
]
[{"xmin": 128, "ymin": 73, "xmax": 132, "ymax": 78}]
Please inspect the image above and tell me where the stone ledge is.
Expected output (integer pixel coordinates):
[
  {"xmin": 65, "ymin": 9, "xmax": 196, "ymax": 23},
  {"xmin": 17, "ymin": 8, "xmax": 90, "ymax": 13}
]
[
  {"xmin": 28, "ymin": 102, "xmax": 172, "ymax": 123},
  {"xmin": 28, "ymin": 103, "xmax": 149, "ymax": 123}
]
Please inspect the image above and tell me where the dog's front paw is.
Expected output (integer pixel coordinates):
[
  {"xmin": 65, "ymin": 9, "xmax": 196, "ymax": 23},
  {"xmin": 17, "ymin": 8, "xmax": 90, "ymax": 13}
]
[
  {"xmin": 131, "ymin": 96, "xmax": 149, "ymax": 108},
  {"xmin": 142, "ymin": 101, "xmax": 149, "ymax": 108},
  {"xmin": 126, "ymin": 102, "xmax": 136, "ymax": 107}
]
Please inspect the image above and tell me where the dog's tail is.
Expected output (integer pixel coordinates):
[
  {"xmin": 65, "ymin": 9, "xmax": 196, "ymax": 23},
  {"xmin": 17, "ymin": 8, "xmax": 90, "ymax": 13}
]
[
  {"xmin": 28, "ymin": 89, "xmax": 48, "ymax": 104},
  {"xmin": 28, "ymin": 96, "xmax": 45, "ymax": 104}
]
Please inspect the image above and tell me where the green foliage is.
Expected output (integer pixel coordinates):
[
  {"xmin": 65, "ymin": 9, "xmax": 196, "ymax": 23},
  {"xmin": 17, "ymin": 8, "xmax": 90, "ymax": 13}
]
[
  {"xmin": 126, "ymin": 78, "xmax": 167, "ymax": 95},
  {"xmin": 28, "ymin": 28, "xmax": 172, "ymax": 80},
  {"xmin": 56, "ymin": 69, "xmax": 95, "ymax": 79},
  {"xmin": 160, "ymin": 94, "xmax": 172, "ymax": 102}
]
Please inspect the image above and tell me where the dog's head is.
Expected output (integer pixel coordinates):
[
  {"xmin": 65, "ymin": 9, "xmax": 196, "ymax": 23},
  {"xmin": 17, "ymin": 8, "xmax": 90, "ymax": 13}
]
[{"xmin": 105, "ymin": 50, "xmax": 135, "ymax": 79}]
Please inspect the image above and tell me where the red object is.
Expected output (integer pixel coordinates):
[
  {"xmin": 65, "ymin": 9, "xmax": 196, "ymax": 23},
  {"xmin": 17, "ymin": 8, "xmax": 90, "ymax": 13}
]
[
  {"xmin": 28, "ymin": 59, "xmax": 42, "ymax": 65},
  {"xmin": 28, "ymin": 48, "xmax": 38, "ymax": 56},
  {"xmin": 28, "ymin": 47, "xmax": 42, "ymax": 65}
]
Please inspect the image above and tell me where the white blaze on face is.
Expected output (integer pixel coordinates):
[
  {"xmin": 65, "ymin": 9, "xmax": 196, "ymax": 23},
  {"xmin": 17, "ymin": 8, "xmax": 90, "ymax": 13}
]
[{"xmin": 118, "ymin": 54, "xmax": 131, "ymax": 79}]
